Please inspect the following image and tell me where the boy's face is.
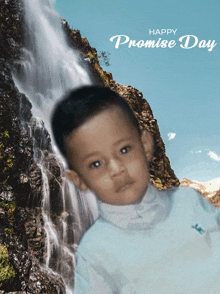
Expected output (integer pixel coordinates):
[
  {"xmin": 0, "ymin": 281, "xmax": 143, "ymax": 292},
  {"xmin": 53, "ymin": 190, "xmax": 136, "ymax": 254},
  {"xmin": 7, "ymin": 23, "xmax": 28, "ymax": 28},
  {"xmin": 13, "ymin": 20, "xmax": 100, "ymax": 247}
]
[{"xmin": 65, "ymin": 107, "xmax": 153, "ymax": 205}]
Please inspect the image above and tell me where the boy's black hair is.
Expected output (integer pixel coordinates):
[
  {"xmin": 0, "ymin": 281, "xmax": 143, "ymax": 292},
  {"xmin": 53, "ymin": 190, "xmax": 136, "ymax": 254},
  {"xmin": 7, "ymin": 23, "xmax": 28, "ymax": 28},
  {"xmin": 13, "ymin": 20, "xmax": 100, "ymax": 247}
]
[{"xmin": 51, "ymin": 85, "xmax": 141, "ymax": 161}]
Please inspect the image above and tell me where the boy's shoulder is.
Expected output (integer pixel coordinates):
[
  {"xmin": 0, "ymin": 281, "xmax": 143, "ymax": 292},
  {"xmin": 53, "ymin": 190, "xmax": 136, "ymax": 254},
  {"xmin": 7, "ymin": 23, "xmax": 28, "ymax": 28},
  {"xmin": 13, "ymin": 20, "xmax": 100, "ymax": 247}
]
[
  {"xmin": 167, "ymin": 185, "xmax": 220, "ymax": 224},
  {"xmin": 154, "ymin": 185, "xmax": 202, "ymax": 213},
  {"xmin": 166, "ymin": 184, "xmax": 199, "ymax": 198},
  {"xmin": 168, "ymin": 185, "xmax": 217, "ymax": 211}
]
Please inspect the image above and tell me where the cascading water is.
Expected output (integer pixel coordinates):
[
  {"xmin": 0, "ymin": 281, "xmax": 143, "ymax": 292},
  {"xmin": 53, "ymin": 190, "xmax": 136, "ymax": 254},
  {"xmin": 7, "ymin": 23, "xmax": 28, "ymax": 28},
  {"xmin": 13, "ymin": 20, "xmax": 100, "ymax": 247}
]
[
  {"xmin": 13, "ymin": 0, "xmax": 91, "ymax": 132},
  {"xmin": 12, "ymin": 0, "xmax": 99, "ymax": 293}
]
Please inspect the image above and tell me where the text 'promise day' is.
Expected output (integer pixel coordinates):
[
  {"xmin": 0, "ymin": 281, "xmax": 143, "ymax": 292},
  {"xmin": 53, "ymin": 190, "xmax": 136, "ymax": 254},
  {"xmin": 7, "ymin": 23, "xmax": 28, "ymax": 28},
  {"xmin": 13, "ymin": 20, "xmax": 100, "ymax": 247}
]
[{"xmin": 110, "ymin": 35, "xmax": 217, "ymax": 52}]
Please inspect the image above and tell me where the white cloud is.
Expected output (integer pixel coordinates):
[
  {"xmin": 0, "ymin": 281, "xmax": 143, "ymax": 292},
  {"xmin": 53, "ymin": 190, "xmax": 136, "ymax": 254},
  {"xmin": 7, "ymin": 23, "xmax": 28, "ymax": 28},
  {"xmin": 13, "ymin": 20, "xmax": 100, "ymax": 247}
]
[
  {"xmin": 208, "ymin": 151, "xmax": 220, "ymax": 161},
  {"xmin": 168, "ymin": 133, "xmax": 176, "ymax": 140},
  {"xmin": 190, "ymin": 150, "xmax": 201, "ymax": 154}
]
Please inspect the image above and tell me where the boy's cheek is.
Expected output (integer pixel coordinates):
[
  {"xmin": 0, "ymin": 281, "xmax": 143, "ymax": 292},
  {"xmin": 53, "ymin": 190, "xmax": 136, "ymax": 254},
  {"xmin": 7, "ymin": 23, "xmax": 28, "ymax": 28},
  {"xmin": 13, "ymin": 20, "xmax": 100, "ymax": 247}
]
[
  {"xmin": 86, "ymin": 174, "xmax": 111, "ymax": 190},
  {"xmin": 103, "ymin": 177, "xmax": 111, "ymax": 183},
  {"xmin": 128, "ymin": 159, "xmax": 148, "ymax": 174}
]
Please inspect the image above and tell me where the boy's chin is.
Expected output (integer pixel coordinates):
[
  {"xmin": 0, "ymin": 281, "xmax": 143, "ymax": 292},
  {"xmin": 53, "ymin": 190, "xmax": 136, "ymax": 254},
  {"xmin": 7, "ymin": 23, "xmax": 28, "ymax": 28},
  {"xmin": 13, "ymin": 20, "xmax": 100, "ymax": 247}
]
[{"xmin": 100, "ymin": 194, "xmax": 146, "ymax": 206}]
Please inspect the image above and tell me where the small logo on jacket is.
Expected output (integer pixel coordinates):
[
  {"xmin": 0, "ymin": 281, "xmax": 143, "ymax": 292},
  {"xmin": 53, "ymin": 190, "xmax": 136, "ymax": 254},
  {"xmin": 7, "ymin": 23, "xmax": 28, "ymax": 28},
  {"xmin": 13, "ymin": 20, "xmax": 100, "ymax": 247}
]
[{"xmin": 192, "ymin": 224, "xmax": 205, "ymax": 235}]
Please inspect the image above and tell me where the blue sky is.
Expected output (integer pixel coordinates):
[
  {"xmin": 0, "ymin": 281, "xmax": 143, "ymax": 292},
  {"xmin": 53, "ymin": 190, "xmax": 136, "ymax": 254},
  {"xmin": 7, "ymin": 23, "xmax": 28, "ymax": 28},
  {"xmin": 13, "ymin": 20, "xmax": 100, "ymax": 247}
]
[{"xmin": 55, "ymin": 0, "xmax": 220, "ymax": 182}]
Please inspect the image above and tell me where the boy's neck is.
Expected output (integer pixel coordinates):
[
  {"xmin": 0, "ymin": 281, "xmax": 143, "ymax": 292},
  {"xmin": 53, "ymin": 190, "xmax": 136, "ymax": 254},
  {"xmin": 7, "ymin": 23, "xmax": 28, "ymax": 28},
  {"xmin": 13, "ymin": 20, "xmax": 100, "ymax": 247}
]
[{"xmin": 98, "ymin": 183, "xmax": 171, "ymax": 230}]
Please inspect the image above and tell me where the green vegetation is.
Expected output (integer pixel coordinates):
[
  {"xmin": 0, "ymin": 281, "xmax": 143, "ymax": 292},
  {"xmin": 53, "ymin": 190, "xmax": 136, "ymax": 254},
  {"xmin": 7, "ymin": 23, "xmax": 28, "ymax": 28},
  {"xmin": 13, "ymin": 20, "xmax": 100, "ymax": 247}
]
[
  {"xmin": 0, "ymin": 201, "xmax": 16, "ymax": 223},
  {"xmin": 4, "ymin": 153, "xmax": 14, "ymax": 171},
  {"xmin": 4, "ymin": 130, "xmax": 10, "ymax": 138},
  {"xmin": 0, "ymin": 202, "xmax": 16, "ymax": 235},
  {"xmin": 87, "ymin": 51, "xmax": 95, "ymax": 59},
  {"xmin": 0, "ymin": 127, "xmax": 15, "ymax": 184},
  {"xmin": 0, "ymin": 176, "xmax": 10, "ymax": 185},
  {"xmin": 4, "ymin": 228, "xmax": 15, "ymax": 236},
  {"xmin": 87, "ymin": 51, "xmax": 110, "ymax": 85},
  {"xmin": 94, "ymin": 64, "xmax": 110, "ymax": 85},
  {"xmin": 153, "ymin": 178, "xmax": 163, "ymax": 189},
  {"xmin": 0, "ymin": 246, "xmax": 16, "ymax": 287},
  {"xmin": 153, "ymin": 178, "xmax": 167, "ymax": 190}
]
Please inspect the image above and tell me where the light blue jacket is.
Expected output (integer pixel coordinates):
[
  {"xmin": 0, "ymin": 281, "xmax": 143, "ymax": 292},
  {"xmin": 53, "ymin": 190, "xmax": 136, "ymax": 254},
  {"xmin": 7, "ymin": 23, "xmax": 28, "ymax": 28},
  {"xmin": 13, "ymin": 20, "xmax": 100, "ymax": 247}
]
[{"xmin": 74, "ymin": 184, "xmax": 220, "ymax": 293}]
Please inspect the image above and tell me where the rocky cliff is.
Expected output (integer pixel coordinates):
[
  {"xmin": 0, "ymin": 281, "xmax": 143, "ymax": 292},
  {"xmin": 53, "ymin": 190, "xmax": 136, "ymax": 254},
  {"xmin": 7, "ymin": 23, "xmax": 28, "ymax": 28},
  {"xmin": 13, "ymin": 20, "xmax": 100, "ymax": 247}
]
[
  {"xmin": 0, "ymin": 0, "xmax": 179, "ymax": 293},
  {"xmin": 180, "ymin": 178, "xmax": 220, "ymax": 207}
]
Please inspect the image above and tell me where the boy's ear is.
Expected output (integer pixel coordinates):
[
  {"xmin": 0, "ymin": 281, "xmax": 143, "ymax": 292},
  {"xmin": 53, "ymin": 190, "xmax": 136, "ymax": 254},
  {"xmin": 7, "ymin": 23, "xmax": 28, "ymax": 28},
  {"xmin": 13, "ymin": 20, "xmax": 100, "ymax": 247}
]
[
  {"xmin": 66, "ymin": 169, "xmax": 90, "ymax": 191},
  {"xmin": 141, "ymin": 129, "xmax": 154, "ymax": 162}
]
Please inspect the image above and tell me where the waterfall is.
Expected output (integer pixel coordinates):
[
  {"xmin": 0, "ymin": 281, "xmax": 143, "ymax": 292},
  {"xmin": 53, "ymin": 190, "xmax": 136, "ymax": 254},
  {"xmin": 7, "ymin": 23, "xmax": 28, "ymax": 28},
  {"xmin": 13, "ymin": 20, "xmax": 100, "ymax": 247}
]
[
  {"xmin": 13, "ymin": 0, "xmax": 91, "ymax": 132},
  {"xmin": 12, "ymin": 0, "xmax": 99, "ymax": 292}
]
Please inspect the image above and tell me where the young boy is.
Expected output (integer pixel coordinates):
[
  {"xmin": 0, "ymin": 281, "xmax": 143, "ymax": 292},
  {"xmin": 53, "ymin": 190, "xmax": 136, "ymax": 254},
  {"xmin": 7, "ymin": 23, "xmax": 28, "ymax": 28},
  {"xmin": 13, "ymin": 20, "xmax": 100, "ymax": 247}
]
[{"xmin": 51, "ymin": 86, "xmax": 220, "ymax": 294}]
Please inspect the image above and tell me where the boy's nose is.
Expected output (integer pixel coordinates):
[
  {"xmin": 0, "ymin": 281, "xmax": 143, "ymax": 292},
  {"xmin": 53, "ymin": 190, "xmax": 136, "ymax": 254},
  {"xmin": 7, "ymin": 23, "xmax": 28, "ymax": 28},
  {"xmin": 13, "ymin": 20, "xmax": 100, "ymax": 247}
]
[{"xmin": 109, "ymin": 159, "xmax": 126, "ymax": 177}]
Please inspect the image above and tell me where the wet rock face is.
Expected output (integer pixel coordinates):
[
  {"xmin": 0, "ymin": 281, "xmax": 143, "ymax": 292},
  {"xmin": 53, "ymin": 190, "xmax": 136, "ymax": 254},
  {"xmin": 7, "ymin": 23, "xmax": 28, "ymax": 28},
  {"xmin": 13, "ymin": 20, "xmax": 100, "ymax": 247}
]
[
  {"xmin": 0, "ymin": 0, "xmax": 24, "ymax": 63},
  {"xmin": 24, "ymin": 208, "xmax": 45, "ymax": 263},
  {"xmin": 1, "ymin": 0, "xmax": 65, "ymax": 293},
  {"xmin": 29, "ymin": 118, "xmax": 52, "ymax": 160},
  {"xmin": 0, "ymin": 292, "xmax": 26, "ymax": 294},
  {"xmin": 26, "ymin": 260, "xmax": 66, "ymax": 294}
]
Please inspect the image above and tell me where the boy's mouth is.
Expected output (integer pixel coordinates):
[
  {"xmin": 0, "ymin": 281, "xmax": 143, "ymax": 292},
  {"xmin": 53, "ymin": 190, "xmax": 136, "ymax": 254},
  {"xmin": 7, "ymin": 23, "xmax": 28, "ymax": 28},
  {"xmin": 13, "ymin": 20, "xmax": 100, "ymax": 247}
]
[{"xmin": 115, "ymin": 180, "xmax": 134, "ymax": 193}]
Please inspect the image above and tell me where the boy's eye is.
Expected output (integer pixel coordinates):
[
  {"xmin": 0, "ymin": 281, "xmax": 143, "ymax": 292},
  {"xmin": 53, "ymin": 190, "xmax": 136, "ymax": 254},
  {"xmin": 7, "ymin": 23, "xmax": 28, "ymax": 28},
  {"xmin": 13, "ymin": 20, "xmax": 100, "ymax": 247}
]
[
  {"xmin": 90, "ymin": 161, "xmax": 102, "ymax": 169},
  {"xmin": 120, "ymin": 146, "xmax": 130, "ymax": 154}
]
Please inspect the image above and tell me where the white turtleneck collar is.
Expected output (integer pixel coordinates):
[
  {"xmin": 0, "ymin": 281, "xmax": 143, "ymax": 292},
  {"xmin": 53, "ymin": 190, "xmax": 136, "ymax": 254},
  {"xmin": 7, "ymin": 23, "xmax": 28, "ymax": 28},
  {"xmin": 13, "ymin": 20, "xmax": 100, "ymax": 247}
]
[{"xmin": 98, "ymin": 184, "xmax": 171, "ymax": 230}]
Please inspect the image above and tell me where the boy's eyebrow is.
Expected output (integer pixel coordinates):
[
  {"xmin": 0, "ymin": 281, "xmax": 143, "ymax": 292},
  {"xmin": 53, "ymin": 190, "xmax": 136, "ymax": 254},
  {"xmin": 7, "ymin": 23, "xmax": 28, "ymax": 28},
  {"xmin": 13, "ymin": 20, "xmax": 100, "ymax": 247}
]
[
  {"xmin": 82, "ymin": 151, "xmax": 100, "ymax": 161},
  {"xmin": 82, "ymin": 137, "xmax": 134, "ymax": 161},
  {"xmin": 113, "ymin": 137, "xmax": 134, "ymax": 147}
]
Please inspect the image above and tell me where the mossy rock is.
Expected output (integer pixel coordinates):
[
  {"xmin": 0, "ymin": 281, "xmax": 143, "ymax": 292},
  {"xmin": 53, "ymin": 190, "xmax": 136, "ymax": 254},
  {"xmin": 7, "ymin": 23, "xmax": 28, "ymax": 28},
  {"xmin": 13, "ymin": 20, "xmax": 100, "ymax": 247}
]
[
  {"xmin": 0, "ymin": 201, "xmax": 16, "ymax": 223},
  {"xmin": 153, "ymin": 178, "xmax": 167, "ymax": 190},
  {"xmin": 0, "ymin": 246, "xmax": 16, "ymax": 288}
]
